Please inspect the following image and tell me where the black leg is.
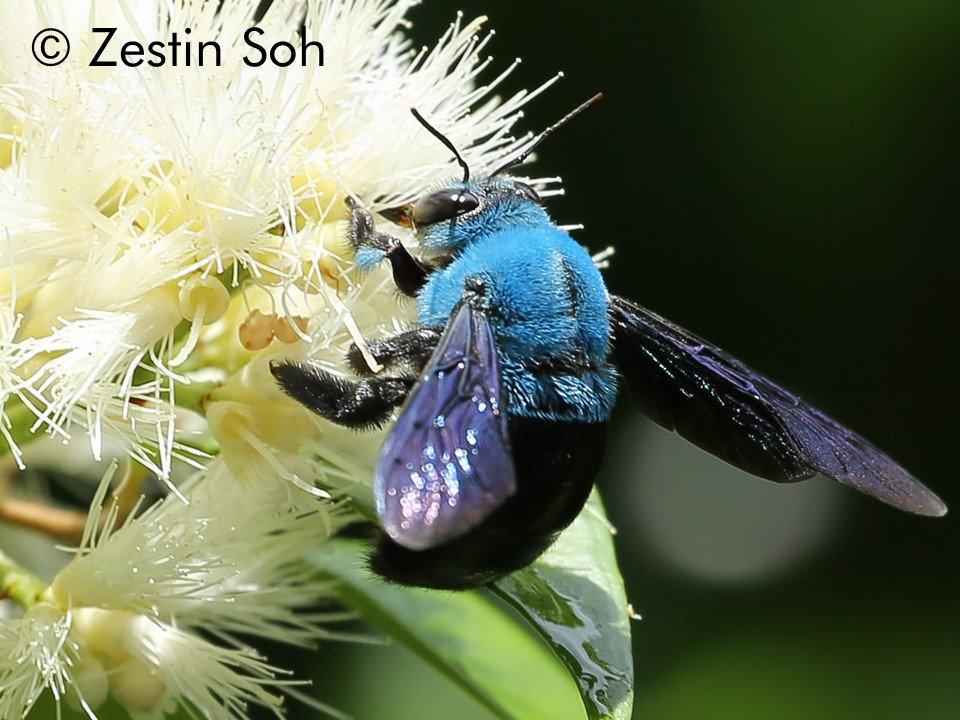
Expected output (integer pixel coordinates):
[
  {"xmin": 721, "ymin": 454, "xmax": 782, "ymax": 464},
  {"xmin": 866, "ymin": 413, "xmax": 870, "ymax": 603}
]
[
  {"xmin": 347, "ymin": 326, "xmax": 443, "ymax": 376},
  {"xmin": 270, "ymin": 361, "xmax": 413, "ymax": 429},
  {"xmin": 347, "ymin": 197, "xmax": 432, "ymax": 297}
]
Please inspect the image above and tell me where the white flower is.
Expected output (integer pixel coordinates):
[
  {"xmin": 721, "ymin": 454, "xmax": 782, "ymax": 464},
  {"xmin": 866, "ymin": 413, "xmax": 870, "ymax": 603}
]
[
  {"xmin": 0, "ymin": 0, "xmax": 560, "ymax": 717},
  {"xmin": 0, "ymin": 603, "xmax": 77, "ymax": 716},
  {"xmin": 1, "ymin": 0, "xmax": 553, "ymax": 479},
  {"xmin": 2, "ymin": 461, "xmax": 341, "ymax": 719}
]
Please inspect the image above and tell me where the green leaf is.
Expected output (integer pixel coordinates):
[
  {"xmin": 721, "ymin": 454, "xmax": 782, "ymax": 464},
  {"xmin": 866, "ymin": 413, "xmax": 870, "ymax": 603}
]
[
  {"xmin": 492, "ymin": 491, "xmax": 634, "ymax": 720},
  {"xmin": 311, "ymin": 539, "xmax": 584, "ymax": 720}
]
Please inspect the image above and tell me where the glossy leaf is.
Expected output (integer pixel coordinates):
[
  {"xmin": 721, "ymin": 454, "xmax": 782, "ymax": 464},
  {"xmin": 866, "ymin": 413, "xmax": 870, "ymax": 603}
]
[
  {"xmin": 311, "ymin": 538, "xmax": 584, "ymax": 720},
  {"xmin": 492, "ymin": 491, "xmax": 635, "ymax": 720}
]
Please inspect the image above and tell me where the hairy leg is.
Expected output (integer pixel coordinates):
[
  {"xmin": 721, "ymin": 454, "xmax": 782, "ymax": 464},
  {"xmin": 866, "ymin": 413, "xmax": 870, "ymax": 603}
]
[
  {"xmin": 271, "ymin": 361, "xmax": 413, "ymax": 429},
  {"xmin": 347, "ymin": 325, "xmax": 443, "ymax": 376},
  {"xmin": 347, "ymin": 197, "xmax": 433, "ymax": 297}
]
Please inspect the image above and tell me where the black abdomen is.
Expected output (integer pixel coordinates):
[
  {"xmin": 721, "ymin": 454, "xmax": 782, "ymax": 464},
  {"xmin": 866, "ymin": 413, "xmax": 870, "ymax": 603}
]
[{"xmin": 370, "ymin": 417, "xmax": 607, "ymax": 589}]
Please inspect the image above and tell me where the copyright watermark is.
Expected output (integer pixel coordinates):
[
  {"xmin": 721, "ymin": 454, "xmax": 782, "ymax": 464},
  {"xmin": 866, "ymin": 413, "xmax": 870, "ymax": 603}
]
[
  {"xmin": 32, "ymin": 28, "xmax": 70, "ymax": 66},
  {"xmin": 31, "ymin": 27, "xmax": 324, "ymax": 68}
]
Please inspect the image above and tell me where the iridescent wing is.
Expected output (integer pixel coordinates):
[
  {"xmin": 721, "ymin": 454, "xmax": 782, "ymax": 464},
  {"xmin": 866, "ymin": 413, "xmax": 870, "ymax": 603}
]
[
  {"xmin": 609, "ymin": 295, "xmax": 945, "ymax": 516},
  {"xmin": 375, "ymin": 300, "xmax": 516, "ymax": 550}
]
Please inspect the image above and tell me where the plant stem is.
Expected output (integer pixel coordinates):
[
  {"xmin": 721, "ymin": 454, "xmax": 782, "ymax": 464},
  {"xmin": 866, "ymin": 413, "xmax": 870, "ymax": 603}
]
[{"xmin": 0, "ymin": 549, "xmax": 49, "ymax": 609}]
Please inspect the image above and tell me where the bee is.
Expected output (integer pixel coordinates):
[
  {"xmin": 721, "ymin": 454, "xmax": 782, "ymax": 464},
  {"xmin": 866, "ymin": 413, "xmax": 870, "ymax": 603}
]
[{"xmin": 272, "ymin": 95, "xmax": 945, "ymax": 590}]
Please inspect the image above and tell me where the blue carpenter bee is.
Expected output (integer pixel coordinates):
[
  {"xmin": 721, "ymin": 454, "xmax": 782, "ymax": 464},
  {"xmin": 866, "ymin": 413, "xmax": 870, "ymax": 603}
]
[{"xmin": 272, "ymin": 95, "xmax": 946, "ymax": 590}]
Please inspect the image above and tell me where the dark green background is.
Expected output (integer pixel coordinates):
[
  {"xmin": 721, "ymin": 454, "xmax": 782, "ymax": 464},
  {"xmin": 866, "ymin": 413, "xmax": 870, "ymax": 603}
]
[{"xmin": 312, "ymin": 1, "xmax": 959, "ymax": 718}]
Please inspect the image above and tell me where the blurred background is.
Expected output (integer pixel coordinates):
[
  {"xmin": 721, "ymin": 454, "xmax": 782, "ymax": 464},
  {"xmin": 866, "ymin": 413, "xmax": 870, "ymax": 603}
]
[{"xmin": 313, "ymin": 1, "xmax": 960, "ymax": 718}]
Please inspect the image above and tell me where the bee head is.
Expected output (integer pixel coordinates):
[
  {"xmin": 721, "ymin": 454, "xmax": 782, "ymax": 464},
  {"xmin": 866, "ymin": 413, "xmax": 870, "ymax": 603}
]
[
  {"xmin": 396, "ymin": 177, "xmax": 546, "ymax": 253},
  {"xmin": 384, "ymin": 94, "xmax": 602, "ymax": 252}
]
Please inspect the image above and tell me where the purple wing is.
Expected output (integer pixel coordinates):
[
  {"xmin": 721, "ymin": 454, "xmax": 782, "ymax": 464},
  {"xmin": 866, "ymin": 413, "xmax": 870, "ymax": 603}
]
[
  {"xmin": 610, "ymin": 295, "xmax": 946, "ymax": 516},
  {"xmin": 375, "ymin": 301, "xmax": 515, "ymax": 550}
]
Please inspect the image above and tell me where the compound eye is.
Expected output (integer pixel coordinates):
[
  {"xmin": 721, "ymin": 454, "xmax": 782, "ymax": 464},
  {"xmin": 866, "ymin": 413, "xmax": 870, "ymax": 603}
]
[
  {"xmin": 411, "ymin": 189, "xmax": 480, "ymax": 225},
  {"xmin": 514, "ymin": 182, "xmax": 541, "ymax": 203}
]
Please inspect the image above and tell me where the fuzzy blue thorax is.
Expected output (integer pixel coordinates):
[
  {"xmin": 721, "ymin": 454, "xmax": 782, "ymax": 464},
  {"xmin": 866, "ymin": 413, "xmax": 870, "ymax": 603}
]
[{"xmin": 414, "ymin": 177, "xmax": 617, "ymax": 424}]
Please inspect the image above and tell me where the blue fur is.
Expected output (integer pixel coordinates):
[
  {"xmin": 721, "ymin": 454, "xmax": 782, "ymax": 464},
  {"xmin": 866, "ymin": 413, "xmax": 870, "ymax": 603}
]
[
  {"xmin": 356, "ymin": 244, "xmax": 387, "ymax": 270},
  {"xmin": 413, "ymin": 179, "xmax": 617, "ymax": 424}
]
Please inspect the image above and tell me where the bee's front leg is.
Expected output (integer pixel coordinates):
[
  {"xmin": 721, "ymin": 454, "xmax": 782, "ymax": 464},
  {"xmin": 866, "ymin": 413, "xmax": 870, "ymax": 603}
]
[{"xmin": 346, "ymin": 196, "xmax": 432, "ymax": 297}]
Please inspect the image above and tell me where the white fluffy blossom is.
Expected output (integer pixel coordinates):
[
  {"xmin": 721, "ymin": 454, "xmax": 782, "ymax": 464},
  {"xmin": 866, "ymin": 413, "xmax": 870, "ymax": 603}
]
[
  {"xmin": 0, "ymin": 0, "xmax": 552, "ymax": 477},
  {"xmin": 0, "ymin": 0, "xmax": 557, "ymax": 717},
  {"xmin": 2, "ymin": 462, "xmax": 338, "ymax": 719}
]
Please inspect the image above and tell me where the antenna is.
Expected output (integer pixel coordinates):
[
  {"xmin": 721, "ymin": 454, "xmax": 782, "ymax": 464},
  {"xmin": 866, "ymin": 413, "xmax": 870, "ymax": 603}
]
[
  {"xmin": 490, "ymin": 93, "xmax": 604, "ymax": 177},
  {"xmin": 410, "ymin": 108, "xmax": 471, "ymax": 183}
]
